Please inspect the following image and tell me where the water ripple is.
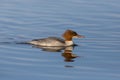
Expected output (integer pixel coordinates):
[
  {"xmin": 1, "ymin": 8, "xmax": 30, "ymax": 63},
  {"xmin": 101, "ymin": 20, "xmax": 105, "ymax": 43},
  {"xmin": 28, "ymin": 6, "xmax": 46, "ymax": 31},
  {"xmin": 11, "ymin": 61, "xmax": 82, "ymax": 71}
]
[{"xmin": 0, "ymin": 0, "xmax": 120, "ymax": 80}]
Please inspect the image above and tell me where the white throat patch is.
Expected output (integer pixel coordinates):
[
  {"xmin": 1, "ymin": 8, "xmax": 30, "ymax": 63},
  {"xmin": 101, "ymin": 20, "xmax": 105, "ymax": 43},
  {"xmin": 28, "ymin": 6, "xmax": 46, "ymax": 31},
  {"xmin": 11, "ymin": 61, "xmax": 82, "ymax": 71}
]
[{"xmin": 65, "ymin": 41, "xmax": 74, "ymax": 46}]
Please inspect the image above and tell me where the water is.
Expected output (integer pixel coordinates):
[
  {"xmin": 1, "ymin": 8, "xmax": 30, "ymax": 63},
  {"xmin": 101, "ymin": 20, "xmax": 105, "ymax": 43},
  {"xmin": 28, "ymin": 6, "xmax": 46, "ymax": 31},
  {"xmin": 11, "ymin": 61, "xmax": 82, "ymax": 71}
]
[{"xmin": 0, "ymin": 0, "xmax": 120, "ymax": 80}]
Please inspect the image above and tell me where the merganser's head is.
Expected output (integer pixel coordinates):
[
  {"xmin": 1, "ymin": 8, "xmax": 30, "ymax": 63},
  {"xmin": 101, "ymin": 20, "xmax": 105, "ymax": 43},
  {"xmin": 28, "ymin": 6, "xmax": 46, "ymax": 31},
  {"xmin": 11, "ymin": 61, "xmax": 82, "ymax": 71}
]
[{"xmin": 62, "ymin": 29, "xmax": 85, "ymax": 41}]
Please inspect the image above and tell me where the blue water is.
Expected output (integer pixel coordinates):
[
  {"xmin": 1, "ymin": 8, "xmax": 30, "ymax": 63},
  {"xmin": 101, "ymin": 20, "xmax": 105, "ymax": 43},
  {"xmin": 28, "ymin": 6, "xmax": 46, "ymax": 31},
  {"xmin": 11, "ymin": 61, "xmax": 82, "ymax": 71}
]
[{"xmin": 0, "ymin": 0, "xmax": 120, "ymax": 80}]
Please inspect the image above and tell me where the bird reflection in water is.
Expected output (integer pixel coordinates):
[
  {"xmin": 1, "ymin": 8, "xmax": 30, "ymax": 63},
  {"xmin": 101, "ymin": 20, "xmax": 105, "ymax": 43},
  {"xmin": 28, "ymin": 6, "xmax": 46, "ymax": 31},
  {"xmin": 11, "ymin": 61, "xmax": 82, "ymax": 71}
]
[
  {"xmin": 33, "ymin": 45, "xmax": 79, "ymax": 62},
  {"xmin": 62, "ymin": 46, "xmax": 79, "ymax": 62}
]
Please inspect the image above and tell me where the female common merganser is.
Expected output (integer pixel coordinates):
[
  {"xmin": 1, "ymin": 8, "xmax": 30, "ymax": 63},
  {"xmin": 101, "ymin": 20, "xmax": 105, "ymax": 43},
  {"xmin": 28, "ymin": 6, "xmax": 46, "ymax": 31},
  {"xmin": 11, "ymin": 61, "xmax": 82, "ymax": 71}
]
[{"xmin": 28, "ymin": 29, "xmax": 84, "ymax": 46}]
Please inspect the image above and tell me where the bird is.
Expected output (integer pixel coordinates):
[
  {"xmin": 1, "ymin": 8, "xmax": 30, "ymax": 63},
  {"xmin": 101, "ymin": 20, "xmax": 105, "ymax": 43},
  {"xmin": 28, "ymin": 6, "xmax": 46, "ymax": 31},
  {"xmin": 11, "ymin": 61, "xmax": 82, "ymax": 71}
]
[{"xmin": 27, "ymin": 29, "xmax": 85, "ymax": 47}]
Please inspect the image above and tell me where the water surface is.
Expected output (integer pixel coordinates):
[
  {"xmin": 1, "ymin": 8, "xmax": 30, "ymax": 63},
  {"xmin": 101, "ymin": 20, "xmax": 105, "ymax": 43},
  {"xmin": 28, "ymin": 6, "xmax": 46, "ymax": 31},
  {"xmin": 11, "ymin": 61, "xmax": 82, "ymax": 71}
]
[{"xmin": 0, "ymin": 0, "xmax": 120, "ymax": 80}]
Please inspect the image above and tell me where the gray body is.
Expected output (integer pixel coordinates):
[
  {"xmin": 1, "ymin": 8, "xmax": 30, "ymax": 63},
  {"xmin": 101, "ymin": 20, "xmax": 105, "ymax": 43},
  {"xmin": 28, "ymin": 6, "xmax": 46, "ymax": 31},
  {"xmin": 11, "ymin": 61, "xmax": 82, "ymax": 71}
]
[{"xmin": 28, "ymin": 37, "xmax": 66, "ymax": 46}]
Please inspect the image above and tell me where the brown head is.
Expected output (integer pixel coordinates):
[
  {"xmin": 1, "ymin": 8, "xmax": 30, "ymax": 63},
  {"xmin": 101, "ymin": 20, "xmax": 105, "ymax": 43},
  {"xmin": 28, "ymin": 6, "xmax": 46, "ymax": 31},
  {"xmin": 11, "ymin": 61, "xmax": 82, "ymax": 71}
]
[{"xmin": 62, "ymin": 29, "xmax": 85, "ymax": 41}]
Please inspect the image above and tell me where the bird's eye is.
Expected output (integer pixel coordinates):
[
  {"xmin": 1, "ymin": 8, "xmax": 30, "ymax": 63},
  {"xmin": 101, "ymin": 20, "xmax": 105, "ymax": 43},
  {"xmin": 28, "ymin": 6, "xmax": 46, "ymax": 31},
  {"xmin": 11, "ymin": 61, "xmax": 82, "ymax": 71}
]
[{"xmin": 72, "ymin": 32, "xmax": 77, "ymax": 36}]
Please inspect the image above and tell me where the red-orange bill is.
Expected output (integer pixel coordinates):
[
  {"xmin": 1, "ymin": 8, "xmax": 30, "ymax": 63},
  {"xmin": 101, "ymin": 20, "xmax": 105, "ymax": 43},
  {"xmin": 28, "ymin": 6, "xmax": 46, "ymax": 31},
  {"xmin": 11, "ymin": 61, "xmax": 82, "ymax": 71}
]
[{"xmin": 77, "ymin": 35, "xmax": 85, "ymax": 38}]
